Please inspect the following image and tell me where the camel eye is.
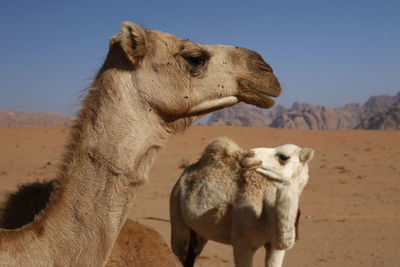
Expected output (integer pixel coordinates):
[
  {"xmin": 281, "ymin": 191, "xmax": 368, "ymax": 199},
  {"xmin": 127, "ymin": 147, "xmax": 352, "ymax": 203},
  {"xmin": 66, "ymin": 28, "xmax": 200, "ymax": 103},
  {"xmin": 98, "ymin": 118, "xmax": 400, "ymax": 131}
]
[
  {"xmin": 182, "ymin": 49, "xmax": 210, "ymax": 68},
  {"xmin": 183, "ymin": 55, "xmax": 205, "ymax": 67},
  {"xmin": 277, "ymin": 153, "xmax": 290, "ymax": 162}
]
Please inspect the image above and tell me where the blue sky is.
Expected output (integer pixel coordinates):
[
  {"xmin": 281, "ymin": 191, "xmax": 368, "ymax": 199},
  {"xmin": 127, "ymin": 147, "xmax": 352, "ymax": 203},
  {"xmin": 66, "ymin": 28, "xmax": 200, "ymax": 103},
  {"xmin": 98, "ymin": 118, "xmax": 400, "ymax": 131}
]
[{"xmin": 0, "ymin": 0, "xmax": 399, "ymax": 115}]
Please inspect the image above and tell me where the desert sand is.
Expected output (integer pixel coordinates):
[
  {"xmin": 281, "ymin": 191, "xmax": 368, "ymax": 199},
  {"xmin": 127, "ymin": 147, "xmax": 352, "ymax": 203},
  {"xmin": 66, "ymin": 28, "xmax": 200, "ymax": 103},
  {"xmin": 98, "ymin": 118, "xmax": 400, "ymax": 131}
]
[{"xmin": 0, "ymin": 125, "xmax": 399, "ymax": 266}]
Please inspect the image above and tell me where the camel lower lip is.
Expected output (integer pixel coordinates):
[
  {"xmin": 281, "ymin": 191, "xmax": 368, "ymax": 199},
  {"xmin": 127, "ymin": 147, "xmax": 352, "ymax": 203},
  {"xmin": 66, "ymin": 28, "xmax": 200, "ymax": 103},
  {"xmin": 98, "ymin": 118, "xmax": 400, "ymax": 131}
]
[
  {"xmin": 237, "ymin": 78, "xmax": 281, "ymax": 98},
  {"xmin": 188, "ymin": 96, "xmax": 239, "ymax": 116},
  {"xmin": 256, "ymin": 168, "xmax": 287, "ymax": 183},
  {"xmin": 237, "ymin": 79, "xmax": 279, "ymax": 109},
  {"xmin": 254, "ymin": 88, "xmax": 279, "ymax": 99},
  {"xmin": 263, "ymin": 96, "xmax": 275, "ymax": 106},
  {"xmin": 245, "ymin": 95, "xmax": 275, "ymax": 109}
]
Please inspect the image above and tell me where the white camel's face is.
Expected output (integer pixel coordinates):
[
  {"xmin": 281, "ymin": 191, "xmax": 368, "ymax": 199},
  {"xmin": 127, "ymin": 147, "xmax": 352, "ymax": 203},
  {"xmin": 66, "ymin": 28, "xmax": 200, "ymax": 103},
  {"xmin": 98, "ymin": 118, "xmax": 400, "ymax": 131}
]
[{"xmin": 249, "ymin": 144, "xmax": 314, "ymax": 189}]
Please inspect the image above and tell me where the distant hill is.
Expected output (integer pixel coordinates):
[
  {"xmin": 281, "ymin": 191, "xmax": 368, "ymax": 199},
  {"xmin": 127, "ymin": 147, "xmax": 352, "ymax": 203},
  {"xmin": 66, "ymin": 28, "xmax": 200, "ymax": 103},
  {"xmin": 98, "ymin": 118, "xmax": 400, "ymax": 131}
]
[
  {"xmin": 3, "ymin": 91, "xmax": 400, "ymax": 130},
  {"xmin": 0, "ymin": 110, "xmax": 73, "ymax": 127},
  {"xmin": 207, "ymin": 103, "xmax": 271, "ymax": 126},
  {"xmin": 359, "ymin": 103, "xmax": 400, "ymax": 130},
  {"xmin": 207, "ymin": 91, "xmax": 400, "ymax": 130}
]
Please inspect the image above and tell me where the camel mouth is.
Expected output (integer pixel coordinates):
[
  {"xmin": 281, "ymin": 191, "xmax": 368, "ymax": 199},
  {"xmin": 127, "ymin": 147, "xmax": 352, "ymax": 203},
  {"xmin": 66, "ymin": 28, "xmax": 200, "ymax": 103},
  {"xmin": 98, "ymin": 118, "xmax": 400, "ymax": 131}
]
[
  {"xmin": 255, "ymin": 168, "xmax": 288, "ymax": 184},
  {"xmin": 237, "ymin": 78, "xmax": 281, "ymax": 109}
]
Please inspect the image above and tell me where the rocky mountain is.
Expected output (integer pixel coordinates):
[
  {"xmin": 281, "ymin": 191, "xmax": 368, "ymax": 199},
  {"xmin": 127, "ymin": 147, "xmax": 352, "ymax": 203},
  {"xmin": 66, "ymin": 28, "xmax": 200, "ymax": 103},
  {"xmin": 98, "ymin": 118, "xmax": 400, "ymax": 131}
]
[
  {"xmin": 0, "ymin": 110, "xmax": 73, "ymax": 127},
  {"xmin": 269, "ymin": 102, "xmax": 365, "ymax": 130},
  {"xmin": 207, "ymin": 91, "xmax": 400, "ymax": 130},
  {"xmin": 362, "ymin": 92, "xmax": 400, "ymax": 117},
  {"xmin": 359, "ymin": 103, "xmax": 400, "ymax": 130},
  {"xmin": 2, "ymin": 91, "xmax": 399, "ymax": 129},
  {"xmin": 207, "ymin": 103, "xmax": 271, "ymax": 126}
]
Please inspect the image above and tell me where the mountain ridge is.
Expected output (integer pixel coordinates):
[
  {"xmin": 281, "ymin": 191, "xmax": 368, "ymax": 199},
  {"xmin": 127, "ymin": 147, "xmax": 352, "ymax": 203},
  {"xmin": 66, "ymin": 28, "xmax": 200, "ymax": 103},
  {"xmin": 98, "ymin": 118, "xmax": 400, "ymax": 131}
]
[
  {"xmin": 207, "ymin": 91, "xmax": 400, "ymax": 130},
  {"xmin": 0, "ymin": 110, "xmax": 73, "ymax": 127}
]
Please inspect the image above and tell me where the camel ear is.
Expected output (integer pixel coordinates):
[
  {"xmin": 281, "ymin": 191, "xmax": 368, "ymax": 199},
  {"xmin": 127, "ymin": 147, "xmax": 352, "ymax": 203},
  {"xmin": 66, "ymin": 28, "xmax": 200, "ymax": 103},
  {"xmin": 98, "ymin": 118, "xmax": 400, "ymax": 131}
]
[
  {"xmin": 299, "ymin": 148, "xmax": 314, "ymax": 163},
  {"xmin": 110, "ymin": 21, "xmax": 147, "ymax": 66}
]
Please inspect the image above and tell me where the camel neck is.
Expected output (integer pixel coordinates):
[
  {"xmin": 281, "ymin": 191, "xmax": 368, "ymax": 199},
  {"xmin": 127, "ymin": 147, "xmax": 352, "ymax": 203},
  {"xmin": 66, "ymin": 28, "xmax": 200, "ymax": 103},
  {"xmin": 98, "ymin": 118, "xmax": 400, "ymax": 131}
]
[
  {"xmin": 34, "ymin": 70, "xmax": 170, "ymax": 265},
  {"xmin": 62, "ymin": 73, "xmax": 169, "ymax": 263}
]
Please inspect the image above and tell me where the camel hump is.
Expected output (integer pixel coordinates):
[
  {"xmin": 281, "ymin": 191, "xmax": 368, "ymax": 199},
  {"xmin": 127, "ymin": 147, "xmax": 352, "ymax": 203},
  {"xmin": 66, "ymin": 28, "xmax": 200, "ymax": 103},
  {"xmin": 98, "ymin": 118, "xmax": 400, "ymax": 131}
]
[{"xmin": 200, "ymin": 137, "xmax": 243, "ymax": 161}]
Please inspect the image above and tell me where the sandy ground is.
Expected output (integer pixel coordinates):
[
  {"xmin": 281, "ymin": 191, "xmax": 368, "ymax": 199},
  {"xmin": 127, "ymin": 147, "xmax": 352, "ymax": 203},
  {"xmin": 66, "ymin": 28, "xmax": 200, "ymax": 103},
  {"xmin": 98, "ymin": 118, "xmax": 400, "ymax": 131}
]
[{"xmin": 0, "ymin": 126, "xmax": 399, "ymax": 266}]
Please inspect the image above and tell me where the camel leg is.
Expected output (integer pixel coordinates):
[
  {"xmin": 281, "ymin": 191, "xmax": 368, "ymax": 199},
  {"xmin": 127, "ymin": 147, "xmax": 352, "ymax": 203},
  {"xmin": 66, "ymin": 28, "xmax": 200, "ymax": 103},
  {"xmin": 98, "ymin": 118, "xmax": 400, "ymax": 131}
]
[
  {"xmin": 274, "ymin": 187, "xmax": 298, "ymax": 250},
  {"xmin": 295, "ymin": 209, "xmax": 301, "ymax": 240},
  {"xmin": 170, "ymin": 218, "xmax": 191, "ymax": 265},
  {"xmin": 170, "ymin": 183, "xmax": 208, "ymax": 266},
  {"xmin": 170, "ymin": 183, "xmax": 191, "ymax": 264},
  {"xmin": 233, "ymin": 243, "xmax": 257, "ymax": 267},
  {"xmin": 264, "ymin": 243, "xmax": 285, "ymax": 267},
  {"xmin": 183, "ymin": 230, "xmax": 208, "ymax": 267},
  {"xmin": 171, "ymin": 224, "xmax": 207, "ymax": 267}
]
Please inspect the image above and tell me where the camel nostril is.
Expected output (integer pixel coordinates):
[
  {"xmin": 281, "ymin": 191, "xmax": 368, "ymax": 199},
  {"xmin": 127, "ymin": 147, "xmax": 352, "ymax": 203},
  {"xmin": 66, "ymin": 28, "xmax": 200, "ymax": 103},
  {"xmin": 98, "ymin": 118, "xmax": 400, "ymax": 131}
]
[
  {"xmin": 257, "ymin": 62, "xmax": 273, "ymax": 73},
  {"xmin": 248, "ymin": 59, "xmax": 273, "ymax": 74}
]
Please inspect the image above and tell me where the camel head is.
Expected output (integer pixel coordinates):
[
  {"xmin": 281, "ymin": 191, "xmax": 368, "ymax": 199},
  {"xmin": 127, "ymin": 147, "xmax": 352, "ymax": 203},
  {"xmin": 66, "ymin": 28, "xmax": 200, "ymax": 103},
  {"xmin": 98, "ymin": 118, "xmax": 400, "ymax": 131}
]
[
  {"xmin": 104, "ymin": 22, "xmax": 281, "ymax": 127},
  {"xmin": 241, "ymin": 144, "xmax": 314, "ymax": 188}
]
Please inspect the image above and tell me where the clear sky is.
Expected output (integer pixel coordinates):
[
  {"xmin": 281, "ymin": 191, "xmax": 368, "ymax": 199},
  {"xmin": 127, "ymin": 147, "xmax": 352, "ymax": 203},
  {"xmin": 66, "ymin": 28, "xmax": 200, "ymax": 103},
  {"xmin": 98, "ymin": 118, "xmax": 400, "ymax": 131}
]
[{"xmin": 0, "ymin": 0, "xmax": 399, "ymax": 115}]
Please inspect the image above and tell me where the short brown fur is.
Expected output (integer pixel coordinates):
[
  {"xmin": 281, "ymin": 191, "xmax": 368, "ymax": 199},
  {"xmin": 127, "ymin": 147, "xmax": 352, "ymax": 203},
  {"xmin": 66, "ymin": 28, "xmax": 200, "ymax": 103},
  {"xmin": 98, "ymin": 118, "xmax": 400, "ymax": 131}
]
[{"xmin": 0, "ymin": 22, "xmax": 281, "ymax": 265}]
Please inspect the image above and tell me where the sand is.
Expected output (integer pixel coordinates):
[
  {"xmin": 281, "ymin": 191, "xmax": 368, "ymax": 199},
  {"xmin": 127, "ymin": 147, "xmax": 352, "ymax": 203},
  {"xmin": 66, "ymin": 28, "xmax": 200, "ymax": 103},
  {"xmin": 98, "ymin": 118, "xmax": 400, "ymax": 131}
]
[{"xmin": 0, "ymin": 126, "xmax": 399, "ymax": 266}]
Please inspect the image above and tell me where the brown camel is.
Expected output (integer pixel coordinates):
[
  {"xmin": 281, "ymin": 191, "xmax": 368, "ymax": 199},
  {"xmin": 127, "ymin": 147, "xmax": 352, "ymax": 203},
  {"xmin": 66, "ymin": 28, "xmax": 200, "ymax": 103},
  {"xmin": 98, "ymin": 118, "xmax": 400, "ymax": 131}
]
[
  {"xmin": 0, "ymin": 21, "xmax": 281, "ymax": 265},
  {"xmin": 108, "ymin": 220, "xmax": 180, "ymax": 267},
  {"xmin": 0, "ymin": 180, "xmax": 180, "ymax": 266}
]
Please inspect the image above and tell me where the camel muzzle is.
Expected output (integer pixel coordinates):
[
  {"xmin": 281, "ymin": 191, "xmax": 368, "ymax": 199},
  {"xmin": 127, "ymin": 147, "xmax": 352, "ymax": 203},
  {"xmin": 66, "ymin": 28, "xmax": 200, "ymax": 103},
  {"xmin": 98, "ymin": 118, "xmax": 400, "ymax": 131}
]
[
  {"xmin": 232, "ymin": 48, "xmax": 282, "ymax": 108},
  {"xmin": 236, "ymin": 75, "xmax": 281, "ymax": 109}
]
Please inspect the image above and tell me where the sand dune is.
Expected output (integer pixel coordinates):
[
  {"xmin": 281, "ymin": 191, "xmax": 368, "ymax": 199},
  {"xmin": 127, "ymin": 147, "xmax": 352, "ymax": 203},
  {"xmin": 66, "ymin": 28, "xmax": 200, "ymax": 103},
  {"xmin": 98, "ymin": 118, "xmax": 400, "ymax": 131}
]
[{"xmin": 0, "ymin": 126, "xmax": 399, "ymax": 266}]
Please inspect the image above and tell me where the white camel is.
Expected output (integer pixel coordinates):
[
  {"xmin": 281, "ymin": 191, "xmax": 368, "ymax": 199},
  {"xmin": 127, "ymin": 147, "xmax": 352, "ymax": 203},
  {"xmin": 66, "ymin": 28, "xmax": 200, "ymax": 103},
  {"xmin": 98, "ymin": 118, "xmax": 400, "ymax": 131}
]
[{"xmin": 170, "ymin": 137, "xmax": 314, "ymax": 267}]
